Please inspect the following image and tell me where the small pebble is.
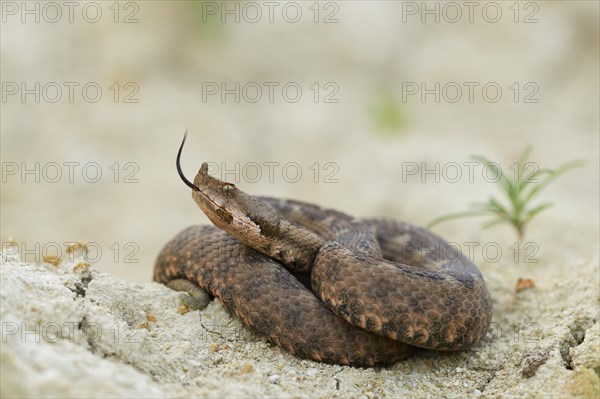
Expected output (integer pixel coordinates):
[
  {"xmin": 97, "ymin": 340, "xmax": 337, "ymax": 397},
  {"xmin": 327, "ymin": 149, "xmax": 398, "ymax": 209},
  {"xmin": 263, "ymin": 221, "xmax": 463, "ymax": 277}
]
[
  {"xmin": 239, "ymin": 363, "xmax": 253, "ymax": 374},
  {"xmin": 138, "ymin": 321, "xmax": 151, "ymax": 331},
  {"xmin": 267, "ymin": 374, "xmax": 280, "ymax": 384},
  {"xmin": 42, "ymin": 255, "xmax": 61, "ymax": 266},
  {"xmin": 177, "ymin": 305, "xmax": 190, "ymax": 314},
  {"xmin": 73, "ymin": 262, "xmax": 90, "ymax": 272}
]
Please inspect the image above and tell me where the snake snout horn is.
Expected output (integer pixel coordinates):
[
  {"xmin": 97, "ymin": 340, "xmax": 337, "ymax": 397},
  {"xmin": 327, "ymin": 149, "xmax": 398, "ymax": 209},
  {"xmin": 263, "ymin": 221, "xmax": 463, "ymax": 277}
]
[{"xmin": 177, "ymin": 130, "xmax": 200, "ymax": 191}]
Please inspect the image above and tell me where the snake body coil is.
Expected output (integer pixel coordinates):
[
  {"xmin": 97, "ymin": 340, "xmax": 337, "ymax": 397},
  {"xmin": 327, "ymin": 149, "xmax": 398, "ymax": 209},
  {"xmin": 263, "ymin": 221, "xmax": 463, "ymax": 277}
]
[{"xmin": 154, "ymin": 135, "xmax": 493, "ymax": 366}]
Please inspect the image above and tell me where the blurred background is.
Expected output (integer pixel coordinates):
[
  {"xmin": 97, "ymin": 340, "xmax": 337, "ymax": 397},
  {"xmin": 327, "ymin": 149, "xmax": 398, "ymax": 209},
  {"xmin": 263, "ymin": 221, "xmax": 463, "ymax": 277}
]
[{"xmin": 1, "ymin": 1, "xmax": 598, "ymax": 282}]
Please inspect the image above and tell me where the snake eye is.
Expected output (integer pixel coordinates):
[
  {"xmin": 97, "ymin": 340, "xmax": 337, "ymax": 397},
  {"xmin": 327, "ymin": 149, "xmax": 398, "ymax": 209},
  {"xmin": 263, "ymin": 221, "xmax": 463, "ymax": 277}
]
[{"xmin": 222, "ymin": 183, "xmax": 236, "ymax": 196}]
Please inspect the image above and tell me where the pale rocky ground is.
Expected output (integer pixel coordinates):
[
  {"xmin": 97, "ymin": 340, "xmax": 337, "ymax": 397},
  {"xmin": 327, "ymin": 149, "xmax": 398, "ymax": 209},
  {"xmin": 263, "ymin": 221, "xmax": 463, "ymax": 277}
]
[
  {"xmin": 1, "ymin": 219, "xmax": 599, "ymax": 398},
  {"xmin": 1, "ymin": 1, "xmax": 599, "ymax": 398}
]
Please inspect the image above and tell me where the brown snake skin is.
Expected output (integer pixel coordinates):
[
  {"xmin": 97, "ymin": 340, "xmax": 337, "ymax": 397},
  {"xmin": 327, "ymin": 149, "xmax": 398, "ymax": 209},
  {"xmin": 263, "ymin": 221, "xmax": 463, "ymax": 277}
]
[{"xmin": 153, "ymin": 134, "xmax": 493, "ymax": 366}]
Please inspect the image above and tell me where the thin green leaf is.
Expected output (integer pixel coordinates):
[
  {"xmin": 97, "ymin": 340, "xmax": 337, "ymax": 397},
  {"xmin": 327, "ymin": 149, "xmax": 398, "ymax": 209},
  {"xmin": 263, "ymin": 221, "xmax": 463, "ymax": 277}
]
[
  {"xmin": 523, "ymin": 202, "xmax": 553, "ymax": 222},
  {"xmin": 524, "ymin": 160, "xmax": 584, "ymax": 203},
  {"xmin": 472, "ymin": 155, "xmax": 512, "ymax": 193},
  {"xmin": 517, "ymin": 145, "xmax": 534, "ymax": 182},
  {"xmin": 487, "ymin": 198, "xmax": 510, "ymax": 216},
  {"xmin": 426, "ymin": 210, "xmax": 491, "ymax": 228},
  {"xmin": 505, "ymin": 183, "xmax": 520, "ymax": 211}
]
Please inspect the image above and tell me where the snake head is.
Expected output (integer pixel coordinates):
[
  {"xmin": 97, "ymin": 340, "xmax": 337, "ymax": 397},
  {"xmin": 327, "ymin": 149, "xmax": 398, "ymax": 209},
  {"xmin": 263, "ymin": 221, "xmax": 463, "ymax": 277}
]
[
  {"xmin": 192, "ymin": 162, "xmax": 281, "ymax": 239},
  {"xmin": 177, "ymin": 132, "xmax": 281, "ymax": 243}
]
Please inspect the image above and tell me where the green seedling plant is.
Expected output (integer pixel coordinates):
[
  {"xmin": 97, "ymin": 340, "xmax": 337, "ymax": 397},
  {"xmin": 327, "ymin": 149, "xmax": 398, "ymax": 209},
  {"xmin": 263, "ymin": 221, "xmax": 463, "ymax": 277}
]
[{"xmin": 427, "ymin": 146, "xmax": 584, "ymax": 239}]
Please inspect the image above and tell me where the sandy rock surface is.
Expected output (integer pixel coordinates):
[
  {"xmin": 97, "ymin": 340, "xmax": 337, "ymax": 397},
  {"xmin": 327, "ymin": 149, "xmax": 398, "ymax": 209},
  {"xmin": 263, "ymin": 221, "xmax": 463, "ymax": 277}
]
[{"xmin": 1, "ymin": 226, "xmax": 598, "ymax": 398}]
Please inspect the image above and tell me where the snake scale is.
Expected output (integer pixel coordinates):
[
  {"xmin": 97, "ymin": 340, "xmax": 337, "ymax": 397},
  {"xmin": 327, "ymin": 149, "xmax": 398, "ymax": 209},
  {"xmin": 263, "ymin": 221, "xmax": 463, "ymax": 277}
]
[{"xmin": 153, "ymin": 134, "xmax": 493, "ymax": 366}]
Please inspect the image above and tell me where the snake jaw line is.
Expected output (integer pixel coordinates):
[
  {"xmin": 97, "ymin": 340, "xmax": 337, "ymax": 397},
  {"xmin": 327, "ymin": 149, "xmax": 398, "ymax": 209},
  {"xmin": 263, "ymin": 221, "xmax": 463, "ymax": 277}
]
[{"xmin": 189, "ymin": 160, "xmax": 290, "ymax": 258}]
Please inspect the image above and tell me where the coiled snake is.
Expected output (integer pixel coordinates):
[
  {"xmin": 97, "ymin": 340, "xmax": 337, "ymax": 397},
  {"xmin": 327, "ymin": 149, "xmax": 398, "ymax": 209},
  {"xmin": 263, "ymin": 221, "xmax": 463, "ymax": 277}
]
[{"xmin": 154, "ymin": 134, "xmax": 493, "ymax": 366}]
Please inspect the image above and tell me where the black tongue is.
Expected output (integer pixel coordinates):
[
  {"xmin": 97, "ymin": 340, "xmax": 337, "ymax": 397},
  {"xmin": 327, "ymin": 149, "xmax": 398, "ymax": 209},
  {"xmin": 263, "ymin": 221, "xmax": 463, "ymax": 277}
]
[{"xmin": 176, "ymin": 131, "xmax": 200, "ymax": 191}]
